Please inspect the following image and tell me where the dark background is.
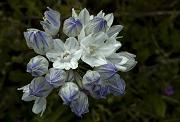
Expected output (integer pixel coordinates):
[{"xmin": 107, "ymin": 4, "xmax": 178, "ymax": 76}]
[{"xmin": 0, "ymin": 0, "xmax": 180, "ymax": 122}]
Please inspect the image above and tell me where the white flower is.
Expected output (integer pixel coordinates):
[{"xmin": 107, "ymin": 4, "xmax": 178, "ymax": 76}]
[
  {"xmin": 80, "ymin": 32, "xmax": 121, "ymax": 67},
  {"xmin": 46, "ymin": 37, "xmax": 82, "ymax": 70}
]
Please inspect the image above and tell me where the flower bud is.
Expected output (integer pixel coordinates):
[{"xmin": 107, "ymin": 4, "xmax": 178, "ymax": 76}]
[
  {"xmin": 59, "ymin": 82, "xmax": 79, "ymax": 104},
  {"xmin": 107, "ymin": 74, "xmax": 126, "ymax": 96},
  {"xmin": 45, "ymin": 68, "xmax": 66, "ymax": 88},
  {"xmin": 29, "ymin": 77, "xmax": 53, "ymax": 97},
  {"xmin": 40, "ymin": 7, "xmax": 60, "ymax": 36},
  {"xmin": 107, "ymin": 52, "xmax": 137, "ymax": 72},
  {"xmin": 24, "ymin": 29, "xmax": 53, "ymax": 55},
  {"xmin": 82, "ymin": 70, "xmax": 101, "ymax": 91},
  {"xmin": 27, "ymin": 55, "xmax": 49, "ymax": 77},
  {"xmin": 63, "ymin": 17, "xmax": 83, "ymax": 37},
  {"xmin": 95, "ymin": 63, "xmax": 117, "ymax": 80},
  {"xmin": 70, "ymin": 92, "xmax": 89, "ymax": 117}
]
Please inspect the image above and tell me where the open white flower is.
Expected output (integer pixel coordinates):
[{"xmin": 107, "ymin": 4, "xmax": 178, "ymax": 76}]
[
  {"xmin": 46, "ymin": 37, "xmax": 82, "ymax": 70},
  {"xmin": 80, "ymin": 32, "xmax": 121, "ymax": 67}
]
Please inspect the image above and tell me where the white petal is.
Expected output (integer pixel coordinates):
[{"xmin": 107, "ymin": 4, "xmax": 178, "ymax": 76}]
[
  {"xmin": 78, "ymin": 8, "xmax": 90, "ymax": 26},
  {"xmin": 70, "ymin": 60, "xmax": 78, "ymax": 69},
  {"xmin": 96, "ymin": 38, "xmax": 121, "ymax": 57},
  {"xmin": 72, "ymin": 8, "xmax": 78, "ymax": 18},
  {"xmin": 22, "ymin": 92, "xmax": 36, "ymax": 101},
  {"xmin": 46, "ymin": 50, "xmax": 60, "ymax": 62},
  {"xmin": 65, "ymin": 37, "xmax": 79, "ymax": 53},
  {"xmin": 53, "ymin": 39, "xmax": 65, "ymax": 52},
  {"xmin": 80, "ymin": 34, "xmax": 93, "ymax": 47},
  {"xmin": 82, "ymin": 32, "xmax": 107, "ymax": 47},
  {"xmin": 32, "ymin": 97, "xmax": 46, "ymax": 116},
  {"xmin": 90, "ymin": 15, "xmax": 94, "ymax": 20},
  {"xmin": 104, "ymin": 13, "xmax": 114, "ymax": 27},
  {"xmin": 78, "ymin": 27, "xmax": 86, "ymax": 41},
  {"xmin": 97, "ymin": 10, "xmax": 105, "ymax": 17},
  {"xmin": 107, "ymin": 25, "xmax": 123, "ymax": 37},
  {"xmin": 53, "ymin": 60, "xmax": 65, "ymax": 69},
  {"xmin": 72, "ymin": 49, "xmax": 82, "ymax": 61},
  {"xmin": 107, "ymin": 52, "xmax": 137, "ymax": 72},
  {"xmin": 81, "ymin": 54, "xmax": 107, "ymax": 67},
  {"xmin": 93, "ymin": 32, "xmax": 108, "ymax": 45}
]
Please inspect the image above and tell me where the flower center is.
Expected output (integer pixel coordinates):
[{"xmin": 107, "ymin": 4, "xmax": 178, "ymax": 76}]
[
  {"xmin": 61, "ymin": 51, "xmax": 71, "ymax": 61},
  {"xmin": 88, "ymin": 46, "xmax": 96, "ymax": 55}
]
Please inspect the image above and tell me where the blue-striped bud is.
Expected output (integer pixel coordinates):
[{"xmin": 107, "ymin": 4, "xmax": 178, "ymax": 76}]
[
  {"xmin": 40, "ymin": 7, "xmax": 60, "ymax": 36},
  {"xmin": 24, "ymin": 29, "xmax": 53, "ymax": 55},
  {"xmin": 59, "ymin": 82, "xmax": 79, "ymax": 104},
  {"xmin": 107, "ymin": 74, "xmax": 126, "ymax": 96},
  {"xmin": 63, "ymin": 17, "xmax": 83, "ymax": 37},
  {"xmin": 95, "ymin": 63, "xmax": 117, "ymax": 80},
  {"xmin": 82, "ymin": 70, "xmax": 101, "ymax": 91},
  {"xmin": 29, "ymin": 77, "xmax": 53, "ymax": 97},
  {"xmin": 70, "ymin": 92, "xmax": 89, "ymax": 117},
  {"xmin": 27, "ymin": 55, "xmax": 49, "ymax": 77},
  {"xmin": 45, "ymin": 68, "xmax": 66, "ymax": 88}
]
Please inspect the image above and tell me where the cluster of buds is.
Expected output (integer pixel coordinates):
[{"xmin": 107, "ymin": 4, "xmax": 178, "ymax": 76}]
[{"xmin": 18, "ymin": 7, "xmax": 137, "ymax": 117}]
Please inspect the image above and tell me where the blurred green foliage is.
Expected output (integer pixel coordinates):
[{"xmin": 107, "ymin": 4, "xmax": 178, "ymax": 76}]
[{"xmin": 0, "ymin": 0, "xmax": 180, "ymax": 122}]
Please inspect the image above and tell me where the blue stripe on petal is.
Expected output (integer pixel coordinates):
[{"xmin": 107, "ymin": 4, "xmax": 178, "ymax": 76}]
[
  {"xmin": 29, "ymin": 77, "xmax": 53, "ymax": 97},
  {"xmin": 45, "ymin": 68, "xmax": 66, "ymax": 88},
  {"xmin": 27, "ymin": 55, "xmax": 49, "ymax": 77}
]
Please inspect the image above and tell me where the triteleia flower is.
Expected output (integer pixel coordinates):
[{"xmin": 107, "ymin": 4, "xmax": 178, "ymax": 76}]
[
  {"xmin": 27, "ymin": 55, "xmax": 49, "ymax": 77},
  {"xmin": 59, "ymin": 82, "xmax": 79, "ymax": 104},
  {"xmin": 94, "ymin": 63, "xmax": 118, "ymax": 80},
  {"xmin": 80, "ymin": 32, "xmax": 121, "ymax": 67},
  {"xmin": 45, "ymin": 68, "xmax": 66, "ymax": 88},
  {"xmin": 90, "ymin": 84, "xmax": 109, "ymax": 99},
  {"xmin": 40, "ymin": 7, "xmax": 60, "ymax": 36},
  {"xmin": 63, "ymin": 17, "xmax": 83, "ymax": 37},
  {"xmin": 82, "ymin": 70, "xmax": 109, "ymax": 99},
  {"xmin": 70, "ymin": 92, "xmax": 89, "ymax": 117},
  {"xmin": 46, "ymin": 37, "xmax": 82, "ymax": 70},
  {"xmin": 107, "ymin": 52, "xmax": 137, "ymax": 72},
  {"xmin": 24, "ymin": 29, "xmax": 53, "ymax": 55},
  {"xmin": 107, "ymin": 74, "xmax": 126, "ymax": 96},
  {"xmin": 19, "ymin": 7, "xmax": 137, "ymax": 117},
  {"xmin": 29, "ymin": 77, "xmax": 53, "ymax": 97},
  {"xmin": 82, "ymin": 70, "xmax": 101, "ymax": 91}
]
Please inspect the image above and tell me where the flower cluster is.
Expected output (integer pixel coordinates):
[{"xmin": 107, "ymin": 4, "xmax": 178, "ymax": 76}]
[{"xmin": 18, "ymin": 7, "xmax": 137, "ymax": 117}]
